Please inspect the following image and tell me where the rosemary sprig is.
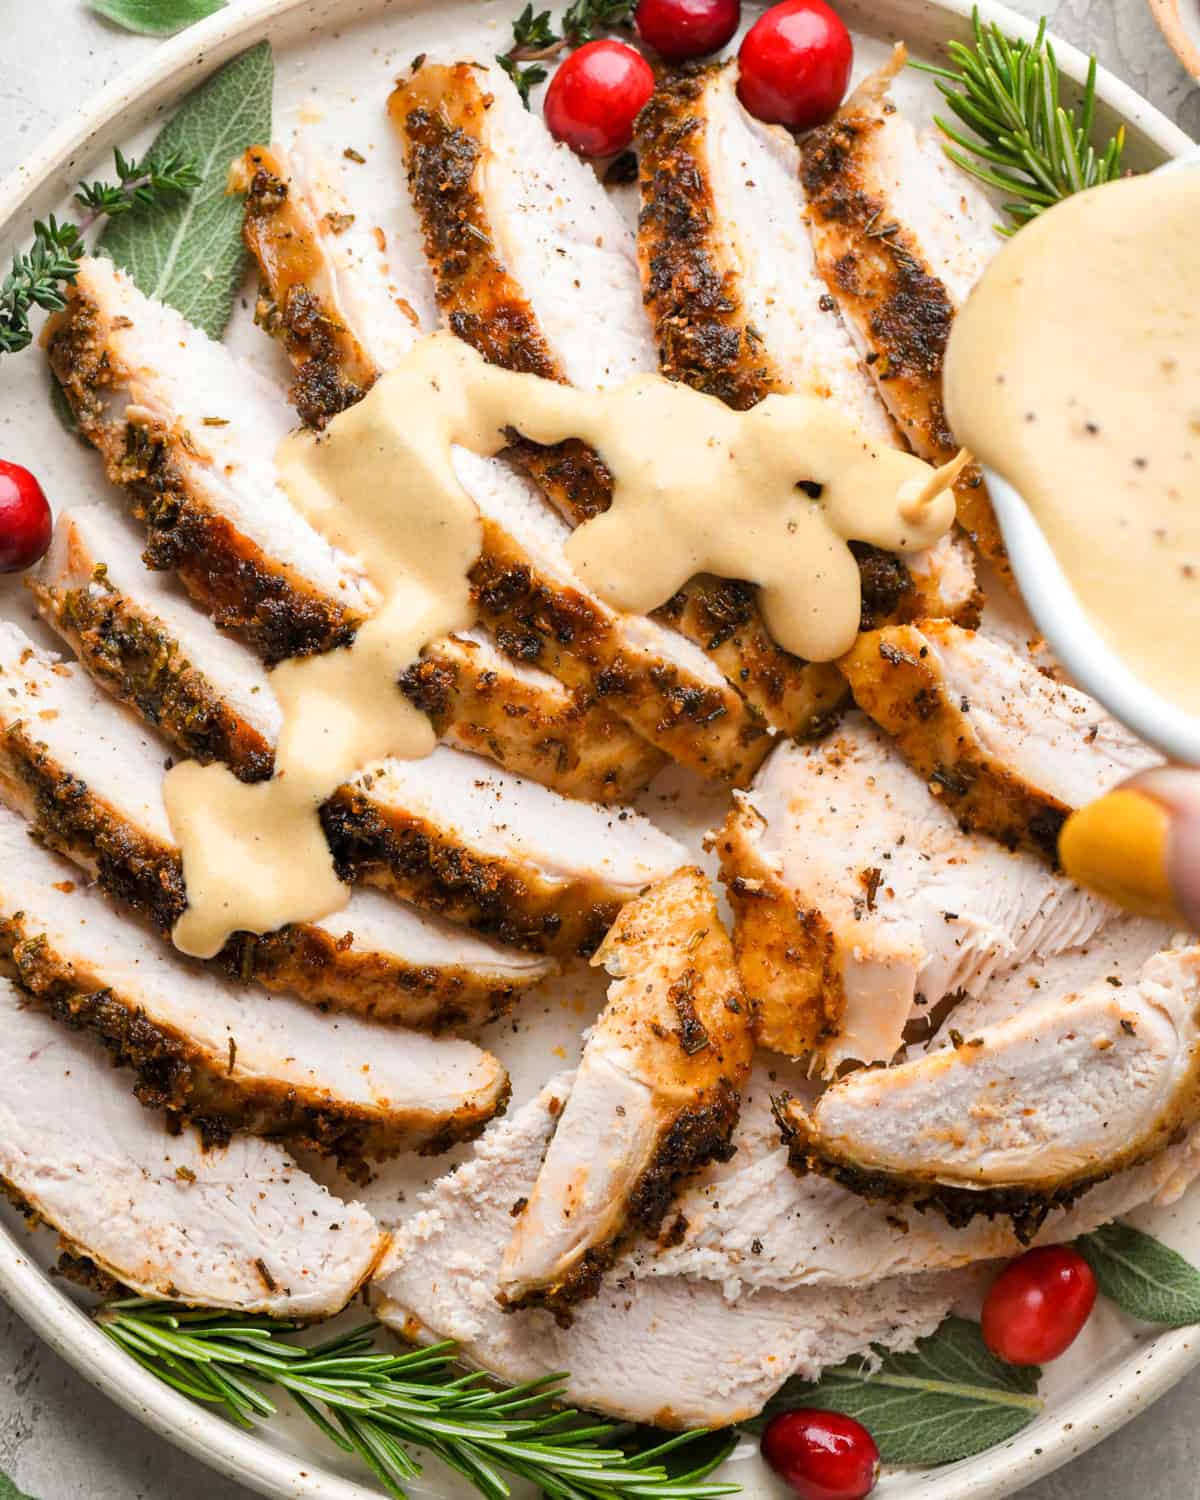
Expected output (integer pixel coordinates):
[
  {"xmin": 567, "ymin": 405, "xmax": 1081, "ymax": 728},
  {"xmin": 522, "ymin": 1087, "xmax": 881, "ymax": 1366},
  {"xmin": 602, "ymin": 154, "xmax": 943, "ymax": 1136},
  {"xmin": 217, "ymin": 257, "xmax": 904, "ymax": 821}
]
[
  {"xmin": 915, "ymin": 8, "xmax": 1126, "ymax": 233},
  {"xmin": 498, "ymin": 0, "xmax": 636, "ymax": 106},
  {"xmin": 98, "ymin": 1300, "xmax": 740, "ymax": 1500},
  {"xmin": 0, "ymin": 146, "xmax": 198, "ymax": 354}
]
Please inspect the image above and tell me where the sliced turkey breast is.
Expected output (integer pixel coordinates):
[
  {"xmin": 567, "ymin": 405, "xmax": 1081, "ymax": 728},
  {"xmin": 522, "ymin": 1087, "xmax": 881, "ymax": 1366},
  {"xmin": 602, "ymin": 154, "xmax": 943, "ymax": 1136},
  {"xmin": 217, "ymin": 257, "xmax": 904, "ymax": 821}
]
[
  {"xmin": 400, "ymin": 627, "xmax": 665, "ymax": 803},
  {"xmin": 780, "ymin": 945, "xmax": 1200, "ymax": 1239},
  {"xmin": 717, "ymin": 715, "xmax": 1115, "ymax": 1069},
  {"xmin": 391, "ymin": 56, "xmax": 654, "ymax": 390},
  {"xmin": 0, "ymin": 806, "xmax": 509, "ymax": 1174},
  {"xmin": 0, "ymin": 622, "xmax": 551, "ymax": 1027},
  {"xmin": 798, "ymin": 46, "xmax": 1006, "ymax": 570},
  {"xmin": 46, "ymin": 256, "xmax": 373, "ymax": 662},
  {"xmin": 386, "ymin": 59, "xmax": 840, "ymax": 749},
  {"xmin": 0, "ymin": 979, "xmax": 385, "ymax": 1313},
  {"xmin": 325, "ymin": 745, "xmax": 685, "ymax": 955},
  {"xmin": 635, "ymin": 1059, "xmax": 1200, "ymax": 1293},
  {"xmin": 372, "ymin": 1078, "xmax": 965, "ymax": 1428},
  {"xmin": 497, "ymin": 868, "xmax": 754, "ymax": 1318},
  {"xmin": 31, "ymin": 505, "xmax": 281, "ymax": 782},
  {"xmin": 840, "ymin": 620, "xmax": 1160, "ymax": 862},
  {"xmin": 33, "ymin": 506, "xmax": 661, "ymax": 806}
]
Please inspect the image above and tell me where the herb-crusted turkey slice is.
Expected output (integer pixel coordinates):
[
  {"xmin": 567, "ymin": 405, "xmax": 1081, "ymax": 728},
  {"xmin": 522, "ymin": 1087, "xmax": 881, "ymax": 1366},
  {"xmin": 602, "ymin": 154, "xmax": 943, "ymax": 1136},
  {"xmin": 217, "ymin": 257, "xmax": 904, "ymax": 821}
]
[
  {"xmin": 0, "ymin": 805, "xmax": 510, "ymax": 1176},
  {"xmin": 0, "ymin": 978, "xmax": 386, "ymax": 1314},
  {"xmin": 840, "ymin": 620, "xmax": 1159, "ymax": 862},
  {"xmin": 325, "ymin": 743, "xmax": 685, "ymax": 956},
  {"xmin": 635, "ymin": 1050, "xmax": 1200, "ymax": 1292},
  {"xmin": 635, "ymin": 60, "xmax": 981, "ymax": 630},
  {"xmin": 497, "ymin": 868, "xmax": 754, "ymax": 1319},
  {"xmin": 799, "ymin": 46, "xmax": 1007, "ymax": 570},
  {"xmin": 372, "ymin": 1078, "xmax": 966, "ymax": 1429},
  {"xmin": 779, "ymin": 945, "xmax": 1200, "ymax": 1239},
  {"xmin": 0, "ymin": 622, "xmax": 551, "ymax": 1028},
  {"xmin": 717, "ymin": 715, "xmax": 1116, "ymax": 1070},
  {"xmin": 47, "ymin": 256, "xmax": 373, "ymax": 663},
  {"xmin": 387, "ymin": 59, "xmax": 840, "ymax": 750},
  {"xmin": 33, "ymin": 505, "xmax": 662, "ymax": 805}
]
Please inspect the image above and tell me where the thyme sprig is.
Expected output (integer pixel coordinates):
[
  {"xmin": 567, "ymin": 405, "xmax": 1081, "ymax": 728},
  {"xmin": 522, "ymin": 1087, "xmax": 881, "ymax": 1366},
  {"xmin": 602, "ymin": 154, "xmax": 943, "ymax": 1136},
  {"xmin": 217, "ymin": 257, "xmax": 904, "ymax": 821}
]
[
  {"xmin": 0, "ymin": 146, "xmax": 198, "ymax": 354},
  {"xmin": 498, "ymin": 0, "xmax": 636, "ymax": 106},
  {"xmin": 915, "ymin": 8, "xmax": 1126, "ymax": 233},
  {"xmin": 98, "ymin": 1299, "xmax": 740, "ymax": 1500}
]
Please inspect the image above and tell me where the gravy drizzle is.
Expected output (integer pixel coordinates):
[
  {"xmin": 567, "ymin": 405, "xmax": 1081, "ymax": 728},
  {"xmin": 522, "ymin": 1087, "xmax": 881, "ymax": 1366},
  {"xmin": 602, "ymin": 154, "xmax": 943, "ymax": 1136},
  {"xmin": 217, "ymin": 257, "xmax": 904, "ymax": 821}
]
[{"xmin": 167, "ymin": 332, "xmax": 955, "ymax": 956}]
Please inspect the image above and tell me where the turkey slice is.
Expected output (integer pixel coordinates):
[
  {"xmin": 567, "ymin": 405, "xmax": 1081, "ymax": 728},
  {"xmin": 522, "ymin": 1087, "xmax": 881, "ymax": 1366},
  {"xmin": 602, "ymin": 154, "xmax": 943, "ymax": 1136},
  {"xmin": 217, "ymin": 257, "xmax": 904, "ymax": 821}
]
[
  {"xmin": 780, "ymin": 945, "xmax": 1200, "ymax": 1238},
  {"xmin": 0, "ymin": 621, "xmax": 551, "ymax": 1027},
  {"xmin": 0, "ymin": 977, "xmax": 385, "ymax": 1314},
  {"xmin": 372, "ymin": 1078, "xmax": 965, "ymax": 1428},
  {"xmin": 840, "ymin": 620, "xmax": 1159, "ymax": 862},
  {"xmin": 718, "ymin": 715, "xmax": 1116, "ymax": 1069},
  {"xmin": 498, "ymin": 868, "xmax": 754, "ymax": 1318},
  {"xmin": 0, "ymin": 805, "xmax": 509, "ymax": 1174}
]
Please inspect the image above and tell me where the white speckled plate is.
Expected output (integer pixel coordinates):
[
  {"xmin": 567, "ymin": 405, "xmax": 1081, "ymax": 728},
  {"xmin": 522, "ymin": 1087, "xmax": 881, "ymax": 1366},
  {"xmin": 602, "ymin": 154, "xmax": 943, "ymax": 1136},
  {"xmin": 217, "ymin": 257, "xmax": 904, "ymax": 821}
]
[{"xmin": 0, "ymin": 2, "xmax": 1195, "ymax": 1497}]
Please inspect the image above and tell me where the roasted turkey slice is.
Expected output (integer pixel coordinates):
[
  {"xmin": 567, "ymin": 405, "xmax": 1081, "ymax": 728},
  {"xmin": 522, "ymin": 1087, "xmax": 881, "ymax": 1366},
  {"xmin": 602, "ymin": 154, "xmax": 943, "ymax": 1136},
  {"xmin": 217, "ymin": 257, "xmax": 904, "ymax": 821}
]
[
  {"xmin": 371, "ymin": 1077, "xmax": 966, "ymax": 1429},
  {"xmin": 718, "ymin": 715, "xmax": 1116, "ymax": 1069},
  {"xmin": 497, "ymin": 867, "xmax": 753, "ymax": 1319},
  {"xmin": 0, "ymin": 806, "xmax": 510, "ymax": 1176},
  {"xmin": 778, "ymin": 945, "xmax": 1200, "ymax": 1240},
  {"xmin": 840, "ymin": 620, "xmax": 1159, "ymax": 862},
  {"xmin": 0, "ymin": 977, "xmax": 386, "ymax": 1314}
]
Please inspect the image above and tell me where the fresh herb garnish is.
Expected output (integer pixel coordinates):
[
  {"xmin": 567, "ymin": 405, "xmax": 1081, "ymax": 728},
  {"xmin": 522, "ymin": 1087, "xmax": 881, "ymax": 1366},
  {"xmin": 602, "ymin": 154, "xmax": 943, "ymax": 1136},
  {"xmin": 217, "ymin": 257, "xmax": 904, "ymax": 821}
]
[
  {"xmin": 1077, "ymin": 1222, "xmax": 1200, "ymax": 1327},
  {"xmin": 88, "ymin": 0, "xmax": 226, "ymax": 36},
  {"xmin": 0, "ymin": 148, "xmax": 199, "ymax": 355},
  {"xmin": 745, "ymin": 1317, "xmax": 1044, "ymax": 1465},
  {"xmin": 497, "ymin": 0, "xmax": 636, "ymax": 106},
  {"xmin": 99, "ymin": 1300, "xmax": 739, "ymax": 1500},
  {"xmin": 916, "ymin": 8, "xmax": 1126, "ymax": 233}
]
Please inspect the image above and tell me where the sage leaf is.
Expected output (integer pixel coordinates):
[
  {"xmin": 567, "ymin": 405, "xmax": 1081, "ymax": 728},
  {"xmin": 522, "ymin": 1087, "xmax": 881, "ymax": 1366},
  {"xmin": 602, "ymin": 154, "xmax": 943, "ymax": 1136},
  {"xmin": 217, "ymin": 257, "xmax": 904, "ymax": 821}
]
[
  {"xmin": 0, "ymin": 1470, "xmax": 37, "ymax": 1500},
  {"xmin": 1077, "ymin": 1222, "xmax": 1200, "ymax": 1326},
  {"xmin": 89, "ymin": 0, "xmax": 226, "ymax": 37},
  {"xmin": 98, "ymin": 41, "xmax": 272, "ymax": 339},
  {"xmin": 744, "ymin": 1317, "xmax": 1043, "ymax": 1466}
]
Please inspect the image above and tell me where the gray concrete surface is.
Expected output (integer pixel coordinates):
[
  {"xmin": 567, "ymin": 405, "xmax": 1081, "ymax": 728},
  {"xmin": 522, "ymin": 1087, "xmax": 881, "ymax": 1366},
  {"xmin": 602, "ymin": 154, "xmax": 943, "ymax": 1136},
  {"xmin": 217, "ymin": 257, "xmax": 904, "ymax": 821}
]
[{"xmin": 0, "ymin": 0, "xmax": 1197, "ymax": 1495}]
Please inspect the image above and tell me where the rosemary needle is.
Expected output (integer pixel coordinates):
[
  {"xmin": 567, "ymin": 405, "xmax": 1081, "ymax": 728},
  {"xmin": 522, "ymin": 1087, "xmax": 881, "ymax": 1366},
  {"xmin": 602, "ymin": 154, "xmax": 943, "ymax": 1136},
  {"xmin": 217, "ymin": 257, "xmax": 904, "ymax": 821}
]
[
  {"xmin": 913, "ymin": 7, "xmax": 1126, "ymax": 234},
  {"xmin": 98, "ymin": 1300, "xmax": 741, "ymax": 1500}
]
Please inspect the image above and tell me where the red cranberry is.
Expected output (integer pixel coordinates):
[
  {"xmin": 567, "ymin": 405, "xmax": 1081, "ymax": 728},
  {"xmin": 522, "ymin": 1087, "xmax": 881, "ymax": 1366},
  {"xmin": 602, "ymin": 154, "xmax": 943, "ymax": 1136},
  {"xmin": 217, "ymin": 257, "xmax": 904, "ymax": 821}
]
[
  {"xmin": 736, "ymin": 0, "xmax": 853, "ymax": 130},
  {"xmin": 0, "ymin": 461, "xmax": 52, "ymax": 573},
  {"xmin": 544, "ymin": 40, "xmax": 656, "ymax": 158},
  {"xmin": 761, "ymin": 1409, "xmax": 879, "ymax": 1500},
  {"xmin": 982, "ymin": 1245, "xmax": 1098, "ymax": 1366},
  {"xmin": 635, "ymin": 0, "xmax": 741, "ymax": 60}
]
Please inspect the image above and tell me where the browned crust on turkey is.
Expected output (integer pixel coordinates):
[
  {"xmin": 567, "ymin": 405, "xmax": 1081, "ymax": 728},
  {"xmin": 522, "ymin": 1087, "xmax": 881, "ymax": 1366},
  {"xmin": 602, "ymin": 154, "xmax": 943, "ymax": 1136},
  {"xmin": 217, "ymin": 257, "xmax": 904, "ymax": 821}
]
[
  {"xmin": 839, "ymin": 625, "xmax": 1067, "ymax": 863},
  {"xmin": 0, "ymin": 712, "xmax": 527, "ymax": 1031},
  {"xmin": 515, "ymin": 1083, "xmax": 744, "ymax": 1321},
  {"xmin": 471, "ymin": 517, "xmax": 772, "ymax": 785},
  {"xmin": 0, "ymin": 908, "xmax": 508, "ymax": 1180},
  {"xmin": 774, "ymin": 1091, "xmax": 1198, "ymax": 1245},
  {"xmin": 401, "ymin": 637, "xmax": 665, "ymax": 804},
  {"xmin": 44, "ymin": 290, "xmax": 363, "ymax": 665},
  {"xmin": 30, "ymin": 568, "xmax": 275, "ymax": 784},
  {"xmin": 236, "ymin": 146, "xmax": 377, "ymax": 428},
  {"xmin": 636, "ymin": 64, "xmax": 781, "ymax": 411},
  {"xmin": 391, "ymin": 61, "xmax": 564, "ymax": 379},
  {"xmin": 321, "ymin": 780, "xmax": 628, "ymax": 958},
  {"xmin": 715, "ymin": 795, "xmax": 842, "ymax": 1058},
  {"xmin": 798, "ymin": 53, "xmax": 1007, "ymax": 575}
]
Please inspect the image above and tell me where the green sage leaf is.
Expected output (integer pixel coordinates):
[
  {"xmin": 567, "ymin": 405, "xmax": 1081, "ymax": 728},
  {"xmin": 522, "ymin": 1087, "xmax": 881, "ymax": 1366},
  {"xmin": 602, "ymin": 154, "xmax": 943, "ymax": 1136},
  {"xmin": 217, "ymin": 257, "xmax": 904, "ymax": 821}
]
[
  {"xmin": 89, "ymin": 0, "xmax": 226, "ymax": 37},
  {"xmin": 1077, "ymin": 1222, "xmax": 1200, "ymax": 1327},
  {"xmin": 0, "ymin": 1469, "xmax": 37, "ymax": 1500},
  {"xmin": 97, "ymin": 41, "xmax": 272, "ymax": 339},
  {"xmin": 744, "ymin": 1317, "xmax": 1043, "ymax": 1466}
]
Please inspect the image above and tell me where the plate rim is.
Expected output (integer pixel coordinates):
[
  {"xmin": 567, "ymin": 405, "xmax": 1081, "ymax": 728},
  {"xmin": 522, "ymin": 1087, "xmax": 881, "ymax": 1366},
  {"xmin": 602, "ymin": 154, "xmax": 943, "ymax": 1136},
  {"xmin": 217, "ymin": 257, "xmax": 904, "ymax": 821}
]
[{"xmin": 0, "ymin": 2, "xmax": 1196, "ymax": 1498}]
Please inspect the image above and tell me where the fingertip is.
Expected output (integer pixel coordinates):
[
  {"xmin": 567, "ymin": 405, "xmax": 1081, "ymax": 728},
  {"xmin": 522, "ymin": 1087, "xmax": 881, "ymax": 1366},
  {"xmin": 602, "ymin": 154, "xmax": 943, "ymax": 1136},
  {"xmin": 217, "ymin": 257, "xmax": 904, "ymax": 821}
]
[{"xmin": 1059, "ymin": 788, "xmax": 1185, "ymax": 924}]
